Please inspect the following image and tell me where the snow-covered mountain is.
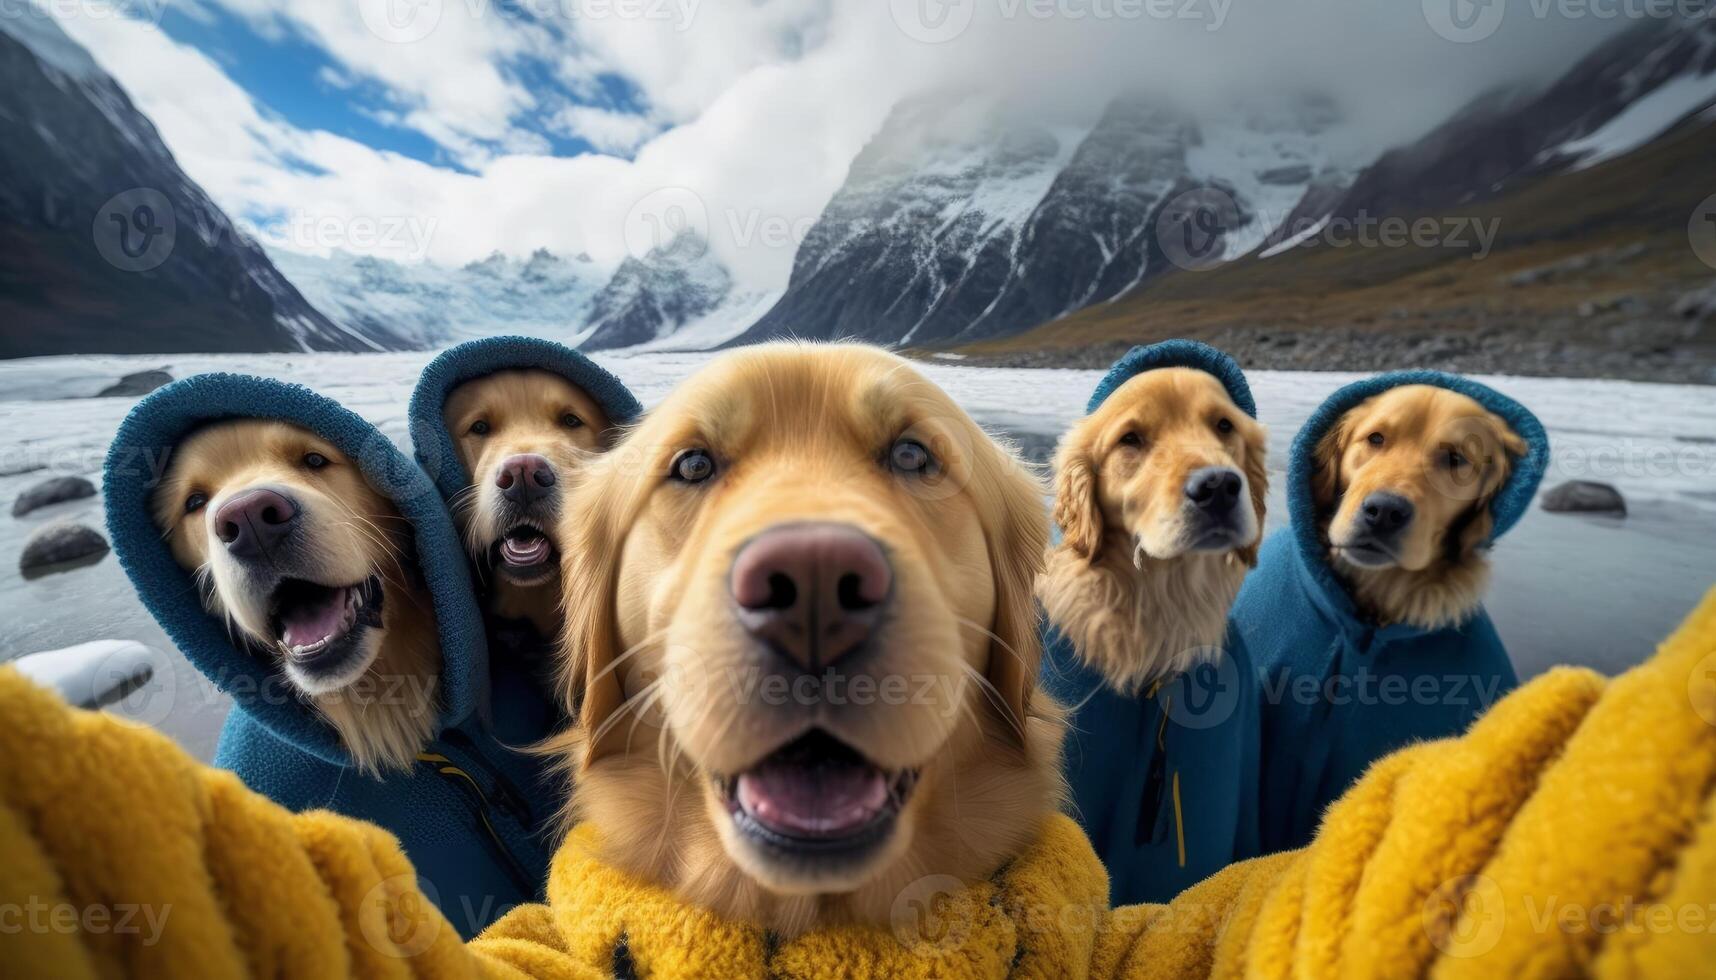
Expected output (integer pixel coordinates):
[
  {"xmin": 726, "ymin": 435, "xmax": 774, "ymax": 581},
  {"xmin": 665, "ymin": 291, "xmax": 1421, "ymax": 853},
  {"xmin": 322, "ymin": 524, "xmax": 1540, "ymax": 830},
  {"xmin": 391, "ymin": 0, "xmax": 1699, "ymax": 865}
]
[
  {"xmin": 731, "ymin": 92, "xmax": 1348, "ymax": 347},
  {"xmin": 271, "ymin": 247, "xmax": 608, "ymax": 349},
  {"xmin": 0, "ymin": 10, "xmax": 365, "ymax": 358},
  {"xmin": 1307, "ymin": 15, "xmax": 1716, "ymax": 237},
  {"xmin": 579, "ymin": 231, "xmax": 737, "ymax": 350}
]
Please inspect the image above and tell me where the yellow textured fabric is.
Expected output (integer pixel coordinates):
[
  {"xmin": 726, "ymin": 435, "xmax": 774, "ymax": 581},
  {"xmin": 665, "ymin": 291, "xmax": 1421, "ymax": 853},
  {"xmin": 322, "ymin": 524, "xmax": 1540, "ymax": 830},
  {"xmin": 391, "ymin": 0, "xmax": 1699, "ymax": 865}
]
[{"xmin": 1, "ymin": 586, "xmax": 1714, "ymax": 979}]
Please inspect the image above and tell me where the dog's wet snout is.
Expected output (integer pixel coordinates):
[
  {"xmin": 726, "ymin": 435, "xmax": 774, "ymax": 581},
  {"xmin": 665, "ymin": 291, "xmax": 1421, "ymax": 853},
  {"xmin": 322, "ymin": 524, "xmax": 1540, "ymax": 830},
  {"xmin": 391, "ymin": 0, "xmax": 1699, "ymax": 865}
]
[
  {"xmin": 496, "ymin": 453, "xmax": 556, "ymax": 505},
  {"xmin": 1185, "ymin": 467, "xmax": 1244, "ymax": 517},
  {"xmin": 730, "ymin": 522, "xmax": 892, "ymax": 672},
  {"xmin": 1359, "ymin": 492, "xmax": 1415, "ymax": 537},
  {"xmin": 214, "ymin": 487, "xmax": 299, "ymax": 560}
]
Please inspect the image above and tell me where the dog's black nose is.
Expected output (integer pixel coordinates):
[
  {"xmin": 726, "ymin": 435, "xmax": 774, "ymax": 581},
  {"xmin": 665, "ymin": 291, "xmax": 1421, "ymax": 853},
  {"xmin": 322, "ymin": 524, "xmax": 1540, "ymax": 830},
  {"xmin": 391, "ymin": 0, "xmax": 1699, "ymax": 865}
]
[
  {"xmin": 1359, "ymin": 492, "xmax": 1415, "ymax": 536},
  {"xmin": 497, "ymin": 454, "xmax": 556, "ymax": 505},
  {"xmin": 214, "ymin": 487, "xmax": 299, "ymax": 560},
  {"xmin": 1185, "ymin": 467, "xmax": 1244, "ymax": 515},
  {"xmin": 730, "ymin": 522, "xmax": 892, "ymax": 672}
]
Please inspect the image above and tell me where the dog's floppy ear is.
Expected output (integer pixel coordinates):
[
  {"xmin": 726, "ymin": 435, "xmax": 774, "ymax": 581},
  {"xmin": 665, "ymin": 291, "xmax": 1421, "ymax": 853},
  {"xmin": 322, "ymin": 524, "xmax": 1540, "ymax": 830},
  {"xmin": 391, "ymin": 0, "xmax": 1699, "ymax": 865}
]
[
  {"xmin": 557, "ymin": 453, "xmax": 634, "ymax": 767},
  {"xmin": 1051, "ymin": 429, "xmax": 1103, "ymax": 560},
  {"xmin": 1454, "ymin": 413, "xmax": 1524, "ymax": 561},
  {"xmin": 1310, "ymin": 413, "xmax": 1351, "ymax": 515},
  {"xmin": 978, "ymin": 433, "xmax": 1051, "ymax": 752},
  {"xmin": 1238, "ymin": 418, "xmax": 1269, "ymax": 568}
]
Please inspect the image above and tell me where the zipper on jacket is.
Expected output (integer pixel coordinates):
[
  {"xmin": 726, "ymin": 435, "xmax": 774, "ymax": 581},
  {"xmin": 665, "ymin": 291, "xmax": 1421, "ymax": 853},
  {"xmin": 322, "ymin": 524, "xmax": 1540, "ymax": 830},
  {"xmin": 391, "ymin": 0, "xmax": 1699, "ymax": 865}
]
[
  {"xmin": 1134, "ymin": 688, "xmax": 1173, "ymax": 848},
  {"xmin": 440, "ymin": 728, "xmax": 536, "ymax": 825},
  {"xmin": 416, "ymin": 747, "xmax": 537, "ymax": 896}
]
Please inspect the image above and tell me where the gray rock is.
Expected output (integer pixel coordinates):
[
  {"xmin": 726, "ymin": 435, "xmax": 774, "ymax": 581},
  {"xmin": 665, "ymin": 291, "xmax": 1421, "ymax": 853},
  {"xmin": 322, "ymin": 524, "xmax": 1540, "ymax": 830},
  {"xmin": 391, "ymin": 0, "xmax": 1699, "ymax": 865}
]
[
  {"xmin": 96, "ymin": 369, "xmax": 173, "ymax": 398},
  {"xmin": 1541, "ymin": 480, "xmax": 1626, "ymax": 516},
  {"xmin": 13, "ymin": 475, "xmax": 96, "ymax": 517},
  {"xmin": 1673, "ymin": 282, "xmax": 1716, "ymax": 320},
  {"xmin": 20, "ymin": 522, "xmax": 110, "ymax": 574}
]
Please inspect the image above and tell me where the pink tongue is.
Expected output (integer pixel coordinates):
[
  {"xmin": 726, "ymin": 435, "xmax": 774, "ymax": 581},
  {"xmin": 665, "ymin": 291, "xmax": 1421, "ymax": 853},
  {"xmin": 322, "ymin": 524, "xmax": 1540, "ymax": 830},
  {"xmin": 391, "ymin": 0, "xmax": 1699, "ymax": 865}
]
[
  {"xmin": 501, "ymin": 535, "xmax": 549, "ymax": 566},
  {"xmin": 281, "ymin": 587, "xmax": 350, "ymax": 648},
  {"xmin": 737, "ymin": 763, "xmax": 889, "ymax": 837}
]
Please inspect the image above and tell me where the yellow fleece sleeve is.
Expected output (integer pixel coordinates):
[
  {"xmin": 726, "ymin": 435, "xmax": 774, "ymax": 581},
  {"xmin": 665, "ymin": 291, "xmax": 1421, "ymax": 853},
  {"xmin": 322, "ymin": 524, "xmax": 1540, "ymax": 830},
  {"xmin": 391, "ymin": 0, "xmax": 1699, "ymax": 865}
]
[
  {"xmin": 3, "ymin": 583, "xmax": 1714, "ymax": 979},
  {"xmin": 0, "ymin": 666, "xmax": 599, "ymax": 980},
  {"xmin": 1105, "ymin": 585, "xmax": 1716, "ymax": 979}
]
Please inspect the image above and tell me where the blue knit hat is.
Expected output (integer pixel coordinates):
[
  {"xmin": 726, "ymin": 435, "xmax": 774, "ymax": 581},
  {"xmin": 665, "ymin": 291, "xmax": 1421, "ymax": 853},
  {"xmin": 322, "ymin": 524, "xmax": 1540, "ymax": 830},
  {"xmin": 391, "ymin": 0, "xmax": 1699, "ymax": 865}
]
[{"xmin": 1086, "ymin": 340, "xmax": 1257, "ymax": 418}]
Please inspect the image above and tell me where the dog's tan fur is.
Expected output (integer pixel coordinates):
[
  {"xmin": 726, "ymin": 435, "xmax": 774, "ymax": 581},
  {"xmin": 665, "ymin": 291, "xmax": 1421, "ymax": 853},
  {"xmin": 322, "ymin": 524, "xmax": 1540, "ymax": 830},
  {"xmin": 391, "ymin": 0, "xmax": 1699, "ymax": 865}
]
[
  {"xmin": 548, "ymin": 344, "xmax": 1063, "ymax": 937},
  {"xmin": 1037, "ymin": 368, "xmax": 1267, "ymax": 694},
  {"xmin": 444, "ymin": 369, "xmax": 613, "ymax": 635},
  {"xmin": 153, "ymin": 420, "xmax": 439, "ymax": 774},
  {"xmin": 1311, "ymin": 385, "xmax": 1526, "ymax": 630}
]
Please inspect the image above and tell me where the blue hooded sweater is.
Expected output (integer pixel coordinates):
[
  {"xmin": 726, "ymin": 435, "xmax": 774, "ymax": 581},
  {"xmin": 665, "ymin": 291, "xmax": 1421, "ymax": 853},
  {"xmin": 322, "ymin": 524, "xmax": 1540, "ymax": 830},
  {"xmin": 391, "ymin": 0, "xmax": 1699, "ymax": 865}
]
[
  {"xmin": 104, "ymin": 374, "xmax": 560, "ymax": 938},
  {"xmin": 1230, "ymin": 371, "xmax": 1549, "ymax": 854},
  {"xmin": 1040, "ymin": 340, "xmax": 1265, "ymax": 905}
]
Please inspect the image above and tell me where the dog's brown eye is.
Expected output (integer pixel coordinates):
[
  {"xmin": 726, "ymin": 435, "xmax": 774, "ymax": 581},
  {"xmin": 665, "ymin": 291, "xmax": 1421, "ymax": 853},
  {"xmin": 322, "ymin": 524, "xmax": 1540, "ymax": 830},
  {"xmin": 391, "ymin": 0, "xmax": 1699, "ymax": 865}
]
[
  {"xmin": 303, "ymin": 452, "xmax": 329, "ymax": 470},
  {"xmin": 1118, "ymin": 431, "xmax": 1143, "ymax": 449},
  {"xmin": 185, "ymin": 491, "xmax": 208, "ymax": 514},
  {"xmin": 889, "ymin": 438, "xmax": 933, "ymax": 474},
  {"xmin": 1216, "ymin": 418, "xmax": 1235, "ymax": 435},
  {"xmin": 671, "ymin": 449, "xmax": 715, "ymax": 484},
  {"xmin": 1367, "ymin": 432, "xmax": 1385, "ymax": 447},
  {"xmin": 561, "ymin": 413, "xmax": 583, "ymax": 429},
  {"xmin": 469, "ymin": 420, "xmax": 490, "ymax": 436},
  {"xmin": 1446, "ymin": 449, "xmax": 1468, "ymax": 469}
]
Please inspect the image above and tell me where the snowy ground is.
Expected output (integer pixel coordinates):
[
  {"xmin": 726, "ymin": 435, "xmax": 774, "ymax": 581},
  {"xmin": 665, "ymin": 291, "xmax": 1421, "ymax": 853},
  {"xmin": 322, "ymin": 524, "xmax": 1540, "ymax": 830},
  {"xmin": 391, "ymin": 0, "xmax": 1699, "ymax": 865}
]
[{"xmin": 2, "ymin": 349, "xmax": 1713, "ymax": 761}]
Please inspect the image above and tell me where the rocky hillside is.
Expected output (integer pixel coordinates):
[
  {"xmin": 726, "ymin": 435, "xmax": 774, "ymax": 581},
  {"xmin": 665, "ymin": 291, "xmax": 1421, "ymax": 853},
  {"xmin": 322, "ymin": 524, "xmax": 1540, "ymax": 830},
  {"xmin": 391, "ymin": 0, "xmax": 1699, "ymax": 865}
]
[{"xmin": 955, "ymin": 16, "xmax": 1716, "ymax": 383}]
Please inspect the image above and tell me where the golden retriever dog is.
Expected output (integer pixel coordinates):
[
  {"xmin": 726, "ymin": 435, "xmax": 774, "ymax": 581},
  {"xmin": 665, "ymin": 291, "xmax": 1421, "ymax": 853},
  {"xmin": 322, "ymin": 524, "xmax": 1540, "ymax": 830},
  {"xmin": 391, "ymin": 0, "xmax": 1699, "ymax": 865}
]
[
  {"xmin": 1037, "ymin": 368, "xmax": 1267, "ymax": 693},
  {"xmin": 152, "ymin": 420, "xmax": 439, "ymax": 773},
  {"xmin": 1312, "ymin": 384, "xmax": 1527, "ymax": 629},
  {"xmin": 443, "ymin": 369, "xmax": 613, "ymax": 635},
  {"xmin": 551, "ymin": 343, "xmax": 1061, "ymax": 936}
]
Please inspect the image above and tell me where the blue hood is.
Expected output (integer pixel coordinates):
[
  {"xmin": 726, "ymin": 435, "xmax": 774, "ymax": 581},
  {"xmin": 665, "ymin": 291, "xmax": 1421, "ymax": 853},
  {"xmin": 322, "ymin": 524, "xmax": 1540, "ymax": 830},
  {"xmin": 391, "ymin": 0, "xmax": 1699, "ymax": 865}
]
[
  {"xmin": 407, "ymin": 336, "xmax": 643, "ymax": 503},
  {"xmin": 103, "ymin": 373, "xmax": 487, "ymax": 767},
  {"xmin": 1283, "ymin": 370, "xmax": 1550, "ymax": 629},
  {"xmin": 1085, "ymin": 339, "xmax": 1257, "ymax": 417}
]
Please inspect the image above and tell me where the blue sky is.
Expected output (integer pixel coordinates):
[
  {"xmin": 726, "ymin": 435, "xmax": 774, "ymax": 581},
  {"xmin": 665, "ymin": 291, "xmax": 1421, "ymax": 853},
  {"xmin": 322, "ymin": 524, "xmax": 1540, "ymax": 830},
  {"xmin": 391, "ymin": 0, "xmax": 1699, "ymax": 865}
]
[{"xmin": 149, "ymin": 1, "xmax": 655, "ymax": 169}]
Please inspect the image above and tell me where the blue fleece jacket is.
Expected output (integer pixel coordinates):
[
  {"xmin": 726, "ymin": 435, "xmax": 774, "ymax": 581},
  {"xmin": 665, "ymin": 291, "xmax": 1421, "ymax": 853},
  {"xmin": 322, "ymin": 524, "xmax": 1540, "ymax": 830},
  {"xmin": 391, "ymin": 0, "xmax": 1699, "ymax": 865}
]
[
  {"xmin": 1230, "ymin": 371, "xmax": 1549, "ymax": 854},
  {"xmin": 1041, "ymin": 341, "xmax": 1264, "ymax": 905},
  {"xmin": 104, "ymin": 374, "xmax": 559, "ymax": 938}
]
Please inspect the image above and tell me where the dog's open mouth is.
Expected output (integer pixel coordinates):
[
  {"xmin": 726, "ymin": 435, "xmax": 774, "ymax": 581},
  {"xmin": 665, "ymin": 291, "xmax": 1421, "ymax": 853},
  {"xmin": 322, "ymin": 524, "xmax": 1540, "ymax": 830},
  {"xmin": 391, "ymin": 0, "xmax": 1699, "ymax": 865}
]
[
  {"xmin": 267, "ymin": 574, "xmax": 384, "ymax": 672},
  {"xmin": 717, "ymin": 730, "xmax": 919, "ymax": 856},
  {"xmin": 490, "ymin": 524, "xmax": 558, "ymax": 585}
]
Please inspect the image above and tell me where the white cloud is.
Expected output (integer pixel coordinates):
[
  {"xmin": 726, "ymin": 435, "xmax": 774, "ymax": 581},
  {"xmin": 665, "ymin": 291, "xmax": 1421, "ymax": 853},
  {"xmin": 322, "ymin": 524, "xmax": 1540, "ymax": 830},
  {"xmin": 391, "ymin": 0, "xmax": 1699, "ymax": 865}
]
[
  {"xmin": 552, "ymin": 105, "xmax": 658, "ymax": 155},
  {"xmin": 46, "ymin": 0, "xmax": 1630, "ymax": 291}
]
